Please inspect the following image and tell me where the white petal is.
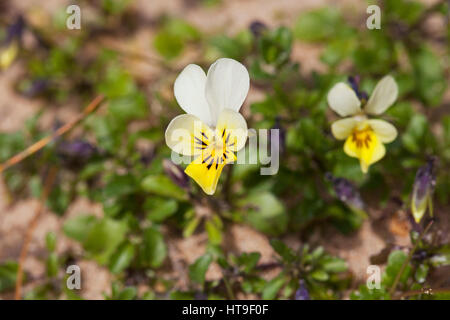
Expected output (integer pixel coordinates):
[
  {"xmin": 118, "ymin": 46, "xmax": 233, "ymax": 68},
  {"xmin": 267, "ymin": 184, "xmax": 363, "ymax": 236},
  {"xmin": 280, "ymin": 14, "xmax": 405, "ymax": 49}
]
[
  {"xmin": 367, "ymin": 119, "xmax": 398, "ymax": 143},
  {"xmin": 327, "ymin": 82, "xmax": 361, "ymax": 117},
  {"xmin": 165, "ymin": 114, "xmax": 214, "ymax": 156},
  {"xmin": 174, "ymin": 64, "xmax": 213, "ymax": 126},
  {"xmin": 365, "ymin": 75, "xmax": 398, "ymax": 115},
  {"xmin": 215, "ymin": 109, "xmax": 248, "ymax": 152},
  {"xmin": 331, "ymin": 117, "xmax": 357, "ymax": 140},
  {"xmin": 205, "ymin": 58, "xmax": 250, "ymax": 125}
]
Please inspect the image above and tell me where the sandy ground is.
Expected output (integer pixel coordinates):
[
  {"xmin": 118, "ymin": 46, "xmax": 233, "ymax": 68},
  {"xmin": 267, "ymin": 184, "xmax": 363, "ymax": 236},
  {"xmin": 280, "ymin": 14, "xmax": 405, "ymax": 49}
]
[{"xmin": 0, "ymin": 0, "xmax": 446, "ymax": 299}]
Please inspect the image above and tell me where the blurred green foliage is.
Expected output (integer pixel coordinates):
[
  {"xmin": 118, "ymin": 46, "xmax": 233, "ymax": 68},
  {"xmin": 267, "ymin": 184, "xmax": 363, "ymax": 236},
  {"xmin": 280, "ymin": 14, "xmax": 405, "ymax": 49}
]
[{"xmin": 0, "ymin": 0, "xmax": 449, "ymax": 300}]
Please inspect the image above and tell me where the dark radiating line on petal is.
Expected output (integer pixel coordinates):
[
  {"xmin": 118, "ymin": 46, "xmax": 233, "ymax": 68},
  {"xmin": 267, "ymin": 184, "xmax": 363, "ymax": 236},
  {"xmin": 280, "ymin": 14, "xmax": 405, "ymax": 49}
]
[
  {"xmin": 201, "ymin": 131, "xmax": 208, "ymax": 140},
  {"xmin": 225, "ymin": 133, "xmax": 230, "ymax": 144},
  {"xmin": 206, "ymin": 158, "xmax": 214, "ymax": 170},
  {"xmin": 222, "ymin": 129, "xmax": 226, "ymax": 138},
  {"xmin": 195, "ymin": 137, "xmax": 208, "ymax": 146},
  {"xmin": 202, "ymin": 155, "xmax": 212, "ymax": 163}
]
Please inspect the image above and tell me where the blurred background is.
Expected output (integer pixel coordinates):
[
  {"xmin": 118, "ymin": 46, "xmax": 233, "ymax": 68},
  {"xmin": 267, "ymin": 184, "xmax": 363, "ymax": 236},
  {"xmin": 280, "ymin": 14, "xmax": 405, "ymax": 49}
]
[{"xmin": 0, "ymin": 0, "xmax": 449, "ymax": 300}]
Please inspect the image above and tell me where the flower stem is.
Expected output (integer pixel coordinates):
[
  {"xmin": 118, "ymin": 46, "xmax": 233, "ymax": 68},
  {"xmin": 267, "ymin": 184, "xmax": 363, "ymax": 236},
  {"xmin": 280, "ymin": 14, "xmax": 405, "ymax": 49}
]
[
  {"xmin": 0, "ymin": 94, "xmax": 104, "ymax": 173},
  {"xmin": 388, "ymin": 220, "xmax": 434, "ymax": 297}
]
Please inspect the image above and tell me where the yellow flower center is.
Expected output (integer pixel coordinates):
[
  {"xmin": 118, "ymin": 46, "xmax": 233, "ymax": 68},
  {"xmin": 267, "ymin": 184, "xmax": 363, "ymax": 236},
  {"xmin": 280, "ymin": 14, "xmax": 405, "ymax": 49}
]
[
  {"xmin": 344, "ymin": 125, "xmax": 385, "ymax": 174},
  {"xmin": 351, "ymin": 127, "xmax": 373, "ymax": 150},
  {"xmin": 185, "ymin": 127, "xmax": 238, "ymax": 194}
]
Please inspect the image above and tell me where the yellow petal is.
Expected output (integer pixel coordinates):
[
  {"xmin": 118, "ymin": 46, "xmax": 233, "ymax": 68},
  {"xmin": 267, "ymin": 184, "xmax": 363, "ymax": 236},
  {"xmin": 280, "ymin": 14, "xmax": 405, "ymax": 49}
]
[
  {"xmin": 0, "ymin": 41, "xmax": 18, "ymax": 70},
  {"xmin": 185, "ymin": 148, "xmax": 236, "ymax": 195},
  {"xmin": 215, "ymin": 108, "xmax": 248, "ymax": 152},
  {"xmin": 327, "ymin": 82, "xmax": 361, "ymax": 117},
  {"xmin": 367, "ymin": 119, "xmax": 397, "ymax": 143},
  {"xmin": 365, "ymin": 75, "xmax": 398, "ymax": 115},
  {"xmin": 343, "ymin": 128, "xmax": 386, "ymax": 173},
  {"xmin": 331, "ymin": 117, "xmax": 357, "ymax": 140},
  {"xmin": 165, "ymin": 114, "xmax": 214, "ymax": 156}
]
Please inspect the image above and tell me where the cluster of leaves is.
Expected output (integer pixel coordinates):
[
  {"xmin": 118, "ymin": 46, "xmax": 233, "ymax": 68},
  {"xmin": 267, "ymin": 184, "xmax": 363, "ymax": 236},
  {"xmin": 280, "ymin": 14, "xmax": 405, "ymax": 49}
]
[{"xmin": 0, "ymin": 0, "xmax": 449, "ymax": 300}]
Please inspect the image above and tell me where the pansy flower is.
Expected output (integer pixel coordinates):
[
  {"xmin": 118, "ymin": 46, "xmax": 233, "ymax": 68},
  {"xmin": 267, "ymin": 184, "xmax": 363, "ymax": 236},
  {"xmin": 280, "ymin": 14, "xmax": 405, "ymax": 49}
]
[
  {"xmin": 328, "ymin": 76, "xmax": 398, "ymax": 173},
  {"xmin": 165, "ymin": 58, "xmax": 249, "ymax": 195}
]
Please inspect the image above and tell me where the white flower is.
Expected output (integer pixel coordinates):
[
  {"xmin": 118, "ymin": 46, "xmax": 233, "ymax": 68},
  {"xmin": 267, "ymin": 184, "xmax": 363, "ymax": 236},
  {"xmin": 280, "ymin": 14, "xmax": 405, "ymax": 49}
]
[
  {"xmin": 165, "ymin": 58, "xmax": 249, "ymax": 195},
  {"xmin": 328, "ymin": 76, "xmax": 399, "ymax": 173}
]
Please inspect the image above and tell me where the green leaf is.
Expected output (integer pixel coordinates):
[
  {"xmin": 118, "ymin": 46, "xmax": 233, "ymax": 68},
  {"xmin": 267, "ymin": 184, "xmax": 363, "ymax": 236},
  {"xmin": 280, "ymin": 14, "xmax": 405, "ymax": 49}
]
[
  {"xmin": 240, "ymin": 192, "xmax": 287, "ymax": 236},
  {"xmin": 320, "ymin": 256, "xmax": 348, "ymax": 273},
  {"xmin": 401, "ymin": 114, "xmax": 428, "ymax": 153},
  {"xmin": 414, "ymin": 263, "xmax": 429, "ymax": 283},
  {"xmin": 166, "ymin": 19, "xmax": 201, "ymax": 41},
  {"xmin": 189, "ymin": 254, "xmax": 213, "ymax": 285},
  {"xmin": 117, "ymin": 287, "xmax": 137, "ymax": 300},
  {"xmin": 383, "ymin": 250, "xmax": 411, "ymax": 287},
  {"xmin": 270, "ymin": 239, "xmax": 296, "ymax": 263},
  {"xmin": 259, "ymin": 27, "xmax": 292, "ymax": 66},
  {"xmin": 108, "ymin": 93, "xmax": 148, "ymax": 121},
  {"xmin": 205, "ymin": 216, "xmax": 223, "ymax": 245},
  {"xmin": 139, "ymin": 227, "xmax": 167, "ymax": 268},
  {"xmin": 63, "ymin": 215, "xmax": 97, "ymax": 243},
  {"xmin": 45, "ymin": 232, "xmax": 57, "ymax": 252},
  {"xmin": 238, "ymin": 252, "xmax": 261, "ymax": 274},
  {"xmin": 83, "ymin": 218, "xmax": 129, "ymax": 264},
  {"xmin": 153, "ymin": 30, "xmax": 184, "ymax": 60},
  {"xmin": 141, "ymin": 175, "xmax": 187, "ymax": 200},
  {"xmin": 410, "ymin": 46, "xmax": 446, "ymax": 106},
  {"xmin": 46, "ymin": 253, "xmax": 59, "ymax": 278},
  {"xmin": 310, "ymin": 270, "xmax": 329, "ymax": 281},
  {"xmin": 109, "ymin": 242, "xmax": 135, "ymax": 274},
  {"xmin": 209, "ymin": 30, "xmax": 252, "ymax": 61},
  {"xmin": 183, "ymin": 215, "xmax": 201, "ymax": 238},
  {"xmin": 294, "ymin": 8, "xmax": 347, "ymax": 42},
  {"xmin": 262, "ymin": 273, "xmax": 287, "ymax": 299},
  {"xmin": 0, "ymin": 261, "xmax": 19, "ymax": 293},
  {"xmin": 145, "ymin": 198, "xmax": 178, "ymax": 222}
]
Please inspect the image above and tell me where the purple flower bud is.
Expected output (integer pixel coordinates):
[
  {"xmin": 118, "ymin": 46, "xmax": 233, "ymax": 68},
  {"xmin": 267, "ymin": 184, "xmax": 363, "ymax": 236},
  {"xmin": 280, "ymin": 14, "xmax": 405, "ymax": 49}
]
[
  {"xmin": 163, "ymin": 159, "xmax": 190, "ymax": 189},
  {"xmin": 411, "ymin": 158, "xmax": 437, "ymax": 223},
  {"xmin": 23, "ymin": 79, "xmax": 49, "ymax": 97},
  {"xmin": 140, "ymin": 148, "xmax": 155, "ymax": 167},
  {"xmin": 3, "ymin": 16, "xmax": 24, "ymax": 47},
  {"xmin": 249, "ymin": 21, "xmax": 267, "ymax": 38},
  {"xmin": 348, "ymin": 76, "xmax": 368, "ymax": 102},
  {"xmin": 326, "ymin": 173, "xmax": 365, "ymax": 211},
  {"xmin": 57, "ymin": 140, "xmax": 98, "ymax": 168},
  {"xmin": 295, "ymin": 279, "xmax": 310, "ymax": 300}
]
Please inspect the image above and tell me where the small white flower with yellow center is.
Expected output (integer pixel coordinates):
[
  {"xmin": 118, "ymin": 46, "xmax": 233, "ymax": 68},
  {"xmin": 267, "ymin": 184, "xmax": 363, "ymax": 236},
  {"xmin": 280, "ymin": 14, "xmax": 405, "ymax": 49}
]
[
  {"xmin": 328, "ymin": 76, "xmax": 399, "ymax": 173},
  {"xmin": 165, "ymin": 58, "xmax": 249, "ymax": 195}
]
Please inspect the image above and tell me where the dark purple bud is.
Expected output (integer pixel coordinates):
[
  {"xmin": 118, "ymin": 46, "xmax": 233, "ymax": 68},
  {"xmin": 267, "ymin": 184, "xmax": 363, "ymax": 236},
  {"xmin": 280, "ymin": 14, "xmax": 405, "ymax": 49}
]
[
  {"xmin": 348, "ymin": 76, "xmax": 368, "ymax": 101},
  {"xmin": 163, "ymin": 159, "xmax": 190, "ymax": 189},
  {"xmin": 140, "ymin": 148, "xmax": 155, "ymax": 167},
  {"xmin": 295, "ymin": 279, "xmax": 310, "ymax": 300},
  {"xmin": 249, "ymin": 21, "xmax": 267, "ymax": 38},
  {"xmin": 412, "ymin": 249, "xmax": 428, "ymax": 261},
  {"xmin": 3, "ymin": 16, "xmax": 24, "ymax": 46},
  {"xmin": 359, "ymin": 91, "xmax": 369, "ymax": 102},
  {"xmin": 411, "ymin": 157, "xmax": 437, "ymax": 223},
  {"xmin": 23, "ymin": 78, "xmax": 49, "ymax": 97},
  {"xmin": 57, "ymin": 140, "xmax": 98, "ymax": 167},
  {"xmin": 194, "ymin": 292, "xmax": 208, "ymax": 300},
  {"xmin": 326, "ymin": 173, "xmax": 365, "ymax": 211}
]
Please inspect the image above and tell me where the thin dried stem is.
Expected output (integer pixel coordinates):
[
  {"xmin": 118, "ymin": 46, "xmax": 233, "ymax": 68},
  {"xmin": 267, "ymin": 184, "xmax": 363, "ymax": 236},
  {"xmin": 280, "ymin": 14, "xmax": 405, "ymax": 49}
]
[
  {"xmin": 14, "ymin": 167, "xmax": 58, "ymax": 300},
  {"xmin": 0, "ymin": 95, "xmax": 105, "ymax": 174}
]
